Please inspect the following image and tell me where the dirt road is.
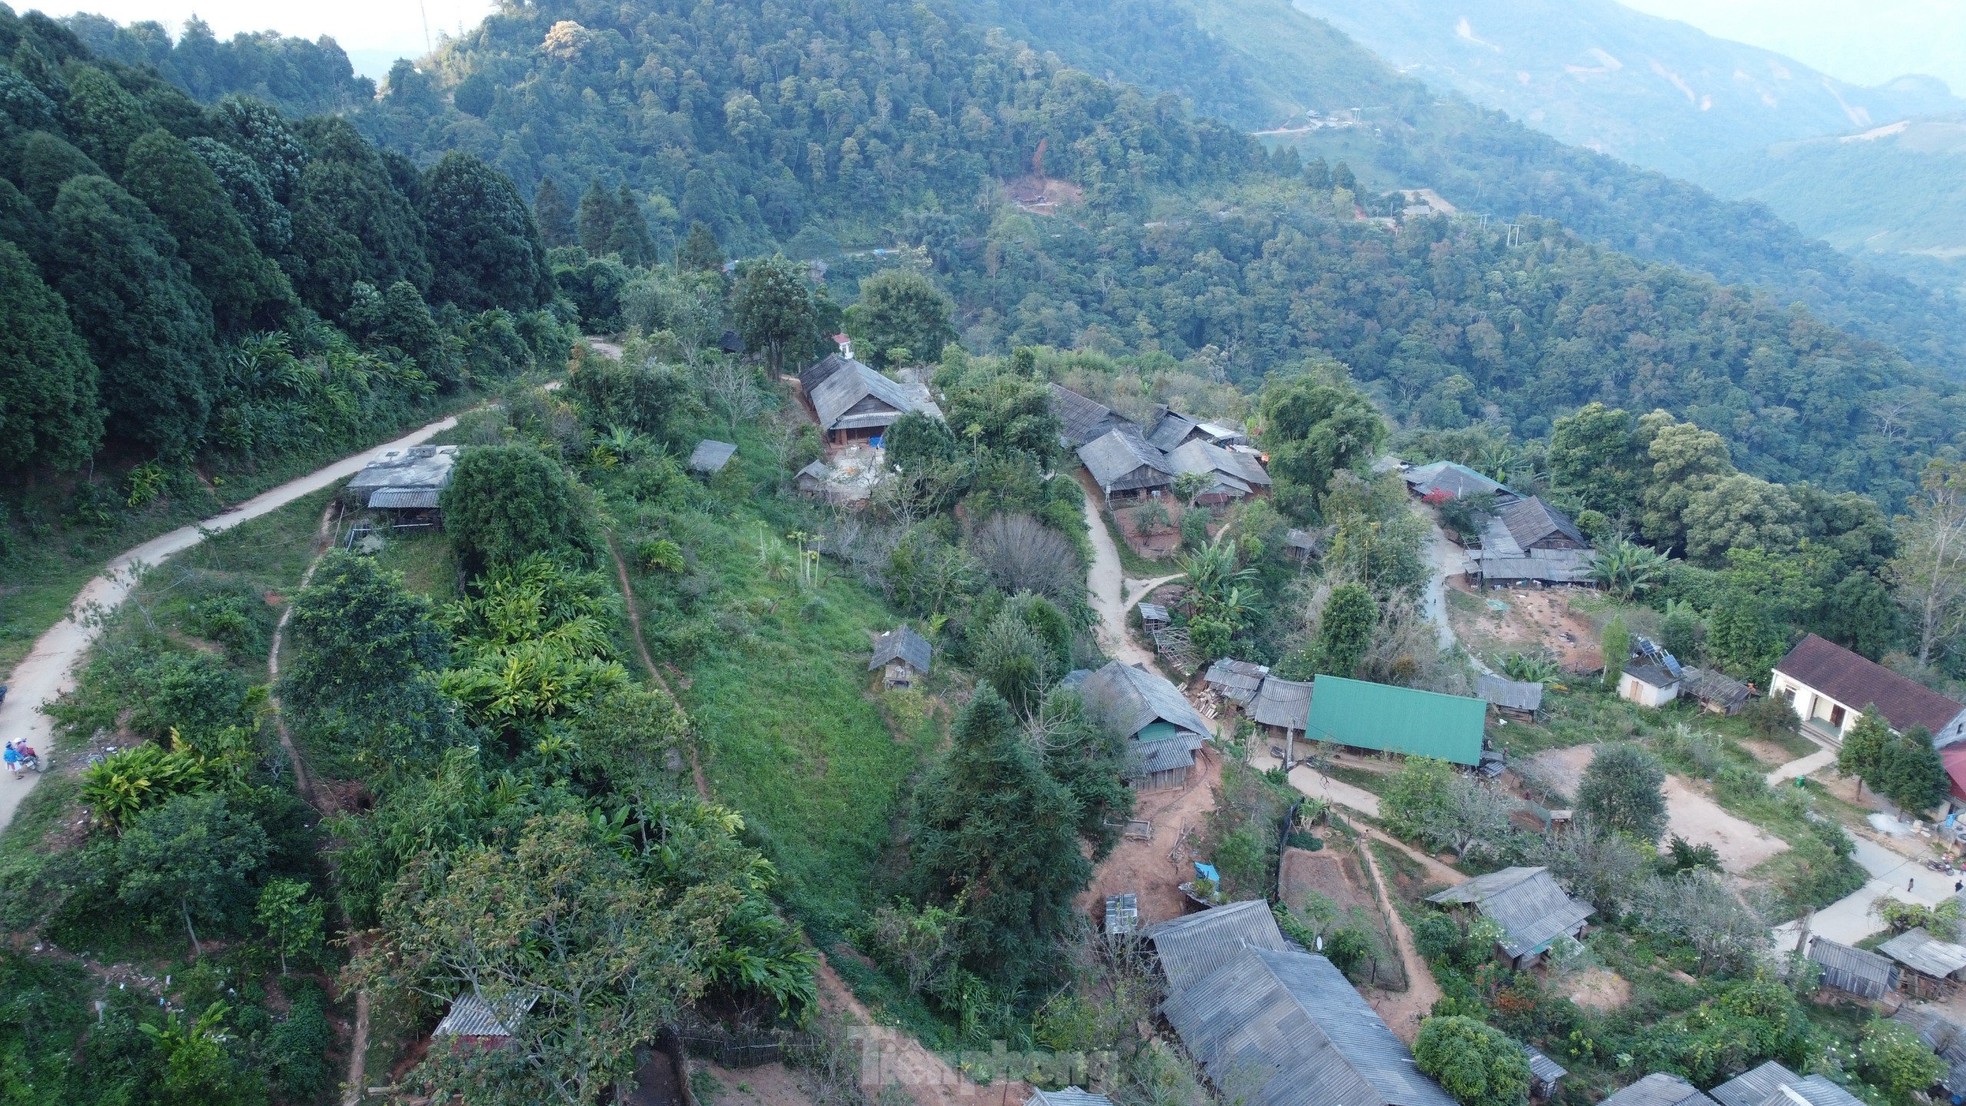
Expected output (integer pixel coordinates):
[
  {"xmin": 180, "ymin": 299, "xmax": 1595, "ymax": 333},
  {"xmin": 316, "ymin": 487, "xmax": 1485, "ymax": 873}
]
[
  {"xmin": 0, "ymin": 411, "xmax": 481, "ymax": 835},
  {"xmin": 1079, "ymin": 485, "xmax": 1181, "ymax": 669},
  {"xmin": 1421, "ymin": 521, "xmax": 1495, "ymax": 677}
]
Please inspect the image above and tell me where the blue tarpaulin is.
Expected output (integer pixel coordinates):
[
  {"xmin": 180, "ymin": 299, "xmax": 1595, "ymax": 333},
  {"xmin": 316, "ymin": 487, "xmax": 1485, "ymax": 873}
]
[{"xmin": 1195, "ymin": 862, "xmax": 1220, "ymax": 883}]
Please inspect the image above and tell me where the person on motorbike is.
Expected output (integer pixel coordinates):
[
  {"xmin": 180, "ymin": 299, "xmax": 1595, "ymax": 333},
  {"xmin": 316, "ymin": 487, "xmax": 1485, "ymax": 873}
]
[{"xmin": 13, "ymin": 741, "xmax": 36, "ymax": 774}]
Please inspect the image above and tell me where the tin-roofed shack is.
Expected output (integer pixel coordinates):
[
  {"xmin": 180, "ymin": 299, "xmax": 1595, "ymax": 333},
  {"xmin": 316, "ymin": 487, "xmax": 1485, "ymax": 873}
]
[
  {"xmin": 1078, "ymin": 660, "xmax": 1213, "ymax": 789},
  {"xmin": 687, "ymin": 440, "xmax": 736, "ymax": 475},
  {"xmin": 1147, "ymin": 901, "xmax": 1459, "ymax": 1106},
  {"xmin": 1303, "ymin": 676, "xmax": 1487, "ymax": 766},
  {"xmin": 433, "ymin": 990, "xmax": 539, "ymax": 1050},
  {"xmin": 345, "ymin": 444, "xmax": 459, "ymax": 519},
  {"xmin": 1879, "ymin": 927, "xmax": 1966, "ymax": 997},
  {"xmin": 1426, "ymin": 867, "xmax": 1593, "ymax": 969},
  {"xmin": 869, "ymin": 627, "xmax": 932, "ymax": 688},
  {"xmin": 1808, "ymin": 937, "xmax": 1899, "ymax": 1000},
  {"xmin": 1478, "ymin": 674, "xmax": 1545, "ymax": 719}
]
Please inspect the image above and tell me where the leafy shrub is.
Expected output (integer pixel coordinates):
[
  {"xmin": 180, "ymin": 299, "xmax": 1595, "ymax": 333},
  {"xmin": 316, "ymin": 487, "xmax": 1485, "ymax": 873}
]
[{"xmin": 264, "ymin": 982, "xmax": 334, "ymax": 1101}]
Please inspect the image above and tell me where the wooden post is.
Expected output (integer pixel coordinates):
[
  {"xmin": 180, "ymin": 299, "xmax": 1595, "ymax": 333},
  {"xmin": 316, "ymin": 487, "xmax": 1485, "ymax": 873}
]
[{"xmin": 1284, "ymin": 726, "xmax": 1295, "ymax": 769}]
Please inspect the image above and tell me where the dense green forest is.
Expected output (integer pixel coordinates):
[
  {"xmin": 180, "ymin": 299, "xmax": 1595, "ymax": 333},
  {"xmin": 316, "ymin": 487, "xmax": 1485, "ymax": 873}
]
[{"xmin": 0, "ymin": 4, "xmax": 569, "ymax": 483}]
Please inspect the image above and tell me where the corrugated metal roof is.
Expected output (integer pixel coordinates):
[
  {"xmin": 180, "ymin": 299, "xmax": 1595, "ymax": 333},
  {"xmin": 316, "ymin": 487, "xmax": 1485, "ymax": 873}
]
[
  {"xmin": 1204, "ymin": 658, "xmax": 1270, "ymax": 704},
  {"xmin": 688, "ymin": 440, "xmax": 737, "ymax": 473},
  {"xmin": 368, "ymin": 488, "xmax": 441, "ymax": 509},
  {"xmin": 1049, "ymin": 384, "xmax": 1133, "ymax": 447},
  {"xmin": 1469, "ymin": 543, "xmax": 1594, "ymax": 583},
  {"xmin": 1081, "ymin": 661, "xmax": 1211, "ymax": 743},
  {"xmin": 347, "ymin": 444, "xmax": 458, "ymax": 494},
  {"xmin": 1776, "ymin": 634, "xmax": 1966, "ymax": 737},
  {"xmin": 1710, "ymin": 1061, "xmax": 1801, "ymax": 1106},
  {"xmin": 805, "ymin": 357, "xmax": 931, "ymax": 431},
  {"xmin": 1248, "ymin": 677, "xmax": 1313, "ymax": 732},
  {"xmin": 1891, "ymin": 1006, "xmax": 1966, "ymax": 1094},
  {"xmin": 1139, "ymin": 603, "xmax": 1170, "ymax": 625},
  {"xmin": 1303, "ymin": 676, "xmax": 1486, "ymax": 766},
  {"xmin": 1078, "ymin": 426, "xmax": 1172, "ymax": 491},
  {"xmin": 1478, "ymin": 675, "xmax": 1544, "ymax": 713},
  {"xmin": 1880, "ymin": 927, "xmax": 1966, "ymax": 979},
  {"xmin": 1596, "ymin": 1073, "xmax": 1716, "ymax": 1106},
  {"xmin": 1772, "ymin": 1076, "xmax": 1866, "ymax": 1106},
  {"xmin": 1148, "ymin": 900, "xmax": 1287, "ymax": 993},
  {"xmin": 1522, "ymin": 1044, "xmax": 1567, "ymax": 1086},
  {"xmin": 1160, "ymin": 943, "xmax": 1459, "ymax": 1106},
  {"xmin": 1497, "ymin": 496, "xmax": 1588, "ymax": 551},
  {"xmin": 1166, "ymin": 439, "xmax": 1271, "ymax": 492},
  {"xmin": 1145, "ymin": 410, "xmax": 1204, "ymax": 453},
  {"xmin": 1681, "ymin": 668, "xmax": 1752, "ymax": 711},
  {"xmin": 433, "ymin": 991, "xmax": 538, "ymax": 1038},
  {"xmin": 1808, "ymin": 937, "xmax": 1898, "ymax": 998},
  {"xmin": 1404, "ymin": 461, "xmax": 1510, "ymax": 502},
  {"xmin": 1028, "ymin": 1089, "xmax": 1114, "ymax": 1106},
  {"xmin": 1625, "ymin": 665, "xmax": 1679, "ymax": 690},
  {"xmin": 1426, "ymin": 867, "xmax": 1593, "ymax": 959},
  {"xmin": 869, "ymin": 627, "xmax": 933, "ymax": 674}
]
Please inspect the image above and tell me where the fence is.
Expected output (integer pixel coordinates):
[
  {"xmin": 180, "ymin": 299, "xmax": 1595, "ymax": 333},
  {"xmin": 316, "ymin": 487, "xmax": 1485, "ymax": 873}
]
[{"xmin": 672, "ymin": 1024, "xmax": 819, "ymax": 1069}]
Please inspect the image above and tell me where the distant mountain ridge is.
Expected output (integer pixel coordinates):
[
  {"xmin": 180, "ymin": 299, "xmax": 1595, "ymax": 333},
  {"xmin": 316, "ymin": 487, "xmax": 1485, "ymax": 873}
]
[
  {"xmin": 1287, "ymin": 0, "xmax": 1963, "ymax": 181},
  {"xmin": 1272, "ymin": 0, "xmax": 1966, "ymax": 289}
]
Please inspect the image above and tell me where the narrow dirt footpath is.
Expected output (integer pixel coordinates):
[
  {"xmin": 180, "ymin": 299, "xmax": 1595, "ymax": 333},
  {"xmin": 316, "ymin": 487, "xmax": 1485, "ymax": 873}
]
[
  {"xmin": 1358, "ymin": 842, "xmax": 1442, "ymax": 1043},
  {"xmin": 258, "ymin": 498, "xmax": 374, "ymax": 1106},
  {"xmin": 603, "ymin": 533, "xmax": 711, "ymax": 802}
]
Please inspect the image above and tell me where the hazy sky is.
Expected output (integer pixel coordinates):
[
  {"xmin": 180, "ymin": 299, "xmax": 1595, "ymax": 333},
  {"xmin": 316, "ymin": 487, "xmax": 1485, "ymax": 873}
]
[
  {"xmin": 1619, "ymin": 0, "xmax": 1966, "ymax": 93},
  {"xmin": 39, "ymin": 0, "xmax": 499, "ymax": 75},
  {"xmin": 36, "ymin": 0, "xmax": 1966, "ymax": 93}
]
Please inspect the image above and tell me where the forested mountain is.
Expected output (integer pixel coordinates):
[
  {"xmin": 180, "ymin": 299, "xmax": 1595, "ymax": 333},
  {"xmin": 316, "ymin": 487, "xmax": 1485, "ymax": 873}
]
[
  {"xmin": 1288, "ymin": 0, "xmax": 1960, "ymax": 180},
  {"xmin": 31, "ymin": 0, "xmax": 1959, "ymax": 506},
  {"xmin": 1701, "ymin": 118, "xmax": 1966, "ymax": 289},
  {"xmin": 1265, "ymin": 0, "xmax": 1966, "ymax": 292},
  {"xmin": 0, "ymin": 4, "xmax": 567, "ymax": 481},
  {"xmin": 969, "ymin": 0, "xmax": 1966, "ymax": 371},
  {"xmin": 58, "ymin": 12, "xmax": 375, "ymax": 117}
]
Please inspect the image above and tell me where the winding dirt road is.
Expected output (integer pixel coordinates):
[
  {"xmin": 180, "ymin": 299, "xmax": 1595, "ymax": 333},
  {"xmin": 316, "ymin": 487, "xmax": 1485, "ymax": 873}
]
[{"xmin": 0, "ymin": 412, "xmax": 484, "ymax": 835}]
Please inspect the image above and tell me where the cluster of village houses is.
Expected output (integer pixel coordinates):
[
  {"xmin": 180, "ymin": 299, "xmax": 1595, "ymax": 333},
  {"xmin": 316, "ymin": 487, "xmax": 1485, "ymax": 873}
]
[{"xmin": 344, "ymin": 348, "xmax": 1966, "ymax": 1106}]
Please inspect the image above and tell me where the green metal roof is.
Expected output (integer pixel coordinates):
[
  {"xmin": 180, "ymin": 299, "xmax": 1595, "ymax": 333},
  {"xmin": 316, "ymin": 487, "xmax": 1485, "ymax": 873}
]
[
  {"xmin": 1303, "ymin": 676, "xmax": 1486, "ymax": 765},
  {"xmin": 1136, "ymin": 721, "xmax": 1183, "ymax": 743}
]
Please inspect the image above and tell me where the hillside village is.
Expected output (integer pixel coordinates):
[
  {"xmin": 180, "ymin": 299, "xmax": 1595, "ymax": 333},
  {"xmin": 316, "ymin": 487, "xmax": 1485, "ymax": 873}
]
[
  {"xmin": 6, "ymin": 310, "xmax": 1966, "ymax": 1106},
  {"xmin": 6, "ymin": 4, "xmax": 1966, "ymax": 1106}
]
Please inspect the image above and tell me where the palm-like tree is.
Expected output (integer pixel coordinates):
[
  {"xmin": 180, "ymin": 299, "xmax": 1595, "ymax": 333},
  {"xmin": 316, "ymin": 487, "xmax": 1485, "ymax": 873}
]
[{"xmin": 1589, "ymin": 538, "xmax": 1668, "ymax": 600}]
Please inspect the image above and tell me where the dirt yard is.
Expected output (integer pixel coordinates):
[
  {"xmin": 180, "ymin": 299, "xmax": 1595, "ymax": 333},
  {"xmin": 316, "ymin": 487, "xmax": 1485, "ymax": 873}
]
[
  {"xmin": 1526, "ymin": 744, "xmax": 1788, "ymax": 875},
  {"xmin": 1280, "ymin": 846, "xmax": 1374, "ymax": 917},
  {"xmin": 1110, "ymin": 500, "xmax": 1186, "ymax": 560},
  {"xmin": 1080, "ymin": 749, "xmax": 1224, "ymax": 929},
  {"xmin": 698, "ymin": 1062, "xmax": 820, "ymax": 1106},
  {"xmin": 1566, "ymin": 968, "xmax": 1632, "ymax": 1010},
  {"xmin": 1446, "ymin": 581, "xmax": 1602, "ymax": 672}
]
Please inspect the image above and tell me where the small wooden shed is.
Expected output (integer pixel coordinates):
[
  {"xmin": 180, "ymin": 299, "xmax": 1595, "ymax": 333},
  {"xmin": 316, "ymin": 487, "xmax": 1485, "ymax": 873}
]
[
  {"xmin": 1880, "ymin": 927, "xmax": 1966, "ymax": 998},
  {"xmin": 1618, "ymin": 664, "xmax": 1681, "ymax": 708},
  {"xmin": 432, "ymin": 991, "xmax": 539, "ymax": 1051},
  {"xmin": 1478, "ymin": 674, "xmax": 1545, "ymax": 720},
  {"xmin": 1809, "ymin": 936, "xmax": 1900, "ymax": 1000},
  {"xmin": 869, "ymin": 627, "xmax": 932, "ymax": 688},
  {"xmin": 1521, "ymin": 1044, "xmax": 1567, "ymax": 1100},
  {"xmin": 688, "ymin": 440, "xmax": 737, "ymax": 475}
]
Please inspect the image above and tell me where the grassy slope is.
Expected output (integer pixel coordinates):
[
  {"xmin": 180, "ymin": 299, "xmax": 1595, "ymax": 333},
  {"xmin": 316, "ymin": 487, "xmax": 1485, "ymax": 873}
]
[
  {"xmin": 0, "ymin": 392, "xmax": 495, "ymax": 675},
  {"xmin": 615, "ymin": 422, "xmax": 941, "ymax": 939}
]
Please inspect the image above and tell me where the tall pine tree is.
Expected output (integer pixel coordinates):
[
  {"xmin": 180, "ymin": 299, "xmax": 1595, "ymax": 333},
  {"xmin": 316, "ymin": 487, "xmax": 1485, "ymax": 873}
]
[
  {"xmin": 608, "ymin": 184, "xmax": 655, "ymax": 266},
  {"xmin": 575, "ymin": 178, "xmax": 615, "ymax": 256},
  {"xmin": 533, "ymin": 176, "xmax": 576, "ymax": 249},
  {"xmin": 418, "ymin": 152, "xmax": 553, "ymax": 311},
  {"xmin": 907, "ymin": 687, "xmax": 1090, "ymax": 992},
  {"xmin": 50, "ymin": 174, "xmax": 217, "ymax": 454},
  {"xmin": 0, "ymin": 240, "xmax": 102, "ymax": 474},
  {"xmin": 121, "ymin": 127, "xmax": 295, "ymax": 333}
]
